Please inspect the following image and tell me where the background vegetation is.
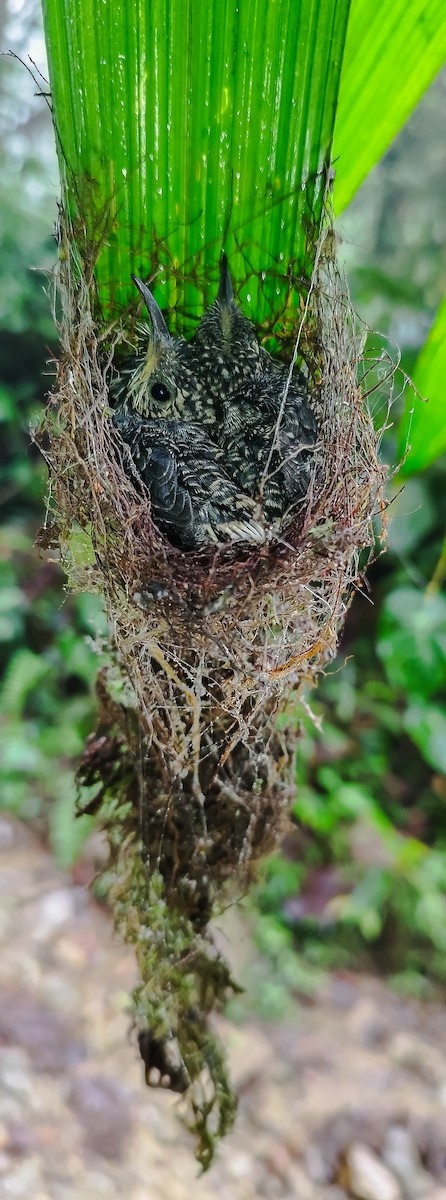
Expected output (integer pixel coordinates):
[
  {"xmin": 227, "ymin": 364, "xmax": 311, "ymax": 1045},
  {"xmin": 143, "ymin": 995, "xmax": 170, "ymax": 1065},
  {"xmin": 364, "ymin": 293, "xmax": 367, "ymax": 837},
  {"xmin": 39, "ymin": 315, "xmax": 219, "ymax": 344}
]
[{"xmin": 2, "ymin": 1, "xmax": 446, "ymax": 995}]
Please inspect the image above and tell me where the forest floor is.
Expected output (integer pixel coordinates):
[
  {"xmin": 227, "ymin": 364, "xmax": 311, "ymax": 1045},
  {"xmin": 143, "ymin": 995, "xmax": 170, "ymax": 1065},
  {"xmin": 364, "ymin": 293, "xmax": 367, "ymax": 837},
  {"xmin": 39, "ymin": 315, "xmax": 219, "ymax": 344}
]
[{"xmin": 2, "ymin": 813, "xmax": 446, "ymax": 1200}]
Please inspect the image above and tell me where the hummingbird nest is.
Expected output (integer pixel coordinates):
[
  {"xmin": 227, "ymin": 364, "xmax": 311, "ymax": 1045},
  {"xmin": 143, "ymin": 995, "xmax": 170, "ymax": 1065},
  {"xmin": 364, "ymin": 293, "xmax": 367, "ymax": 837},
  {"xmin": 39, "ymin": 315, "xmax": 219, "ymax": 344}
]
[{"xmin": 38, "ymin": 212, "xmax": 388, "ymax": 1169}]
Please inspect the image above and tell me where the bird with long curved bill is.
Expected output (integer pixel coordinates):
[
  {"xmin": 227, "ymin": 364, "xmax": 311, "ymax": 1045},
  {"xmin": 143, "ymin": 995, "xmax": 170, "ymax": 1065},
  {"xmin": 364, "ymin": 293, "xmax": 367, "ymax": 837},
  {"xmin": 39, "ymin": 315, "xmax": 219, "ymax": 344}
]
[{"xmin": 112, "ymin": 276, "xmax": 265, "ymax": 549}]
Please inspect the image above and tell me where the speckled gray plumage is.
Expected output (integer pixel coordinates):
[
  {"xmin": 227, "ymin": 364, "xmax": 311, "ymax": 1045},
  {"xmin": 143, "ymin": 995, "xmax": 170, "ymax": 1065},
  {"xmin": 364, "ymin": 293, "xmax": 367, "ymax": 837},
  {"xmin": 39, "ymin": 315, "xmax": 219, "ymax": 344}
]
[
  {"xmin": 112, "ymin": 264, "xmax": 317, "ymax": 547},
  {"xmin": 114, "ymin": 409, "xmax": 264, "ymax": 549},
  {"xmin": 186, "ymin": 257, "xmax": 317, "ymax": 520},
  {"xmin": 218, "ymin": 376, "xmax": 317, "ymax": 521}
]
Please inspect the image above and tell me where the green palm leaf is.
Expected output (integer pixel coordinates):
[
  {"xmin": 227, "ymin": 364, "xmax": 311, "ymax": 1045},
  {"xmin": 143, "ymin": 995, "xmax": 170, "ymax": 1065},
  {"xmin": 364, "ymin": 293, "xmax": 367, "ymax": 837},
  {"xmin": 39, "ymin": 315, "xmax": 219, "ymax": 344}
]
[
  {"xmin": 42, "ymin": 0, "xmax": 351, "ymax": 327},
  {"xmin": 334, "ymin": 0, "xmax": 446, "ymax": 213},
  {"xmin": 398, "ymin": 294, "xmax": 446, "ymax": 475}
]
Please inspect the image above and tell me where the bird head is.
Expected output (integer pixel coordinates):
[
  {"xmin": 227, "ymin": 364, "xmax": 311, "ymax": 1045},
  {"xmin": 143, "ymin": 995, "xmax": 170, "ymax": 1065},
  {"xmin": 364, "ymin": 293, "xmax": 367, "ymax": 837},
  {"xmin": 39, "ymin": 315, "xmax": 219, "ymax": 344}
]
[
  {"xmin": 187, "ymin": 255, "xmax": 262, "ymax": 398},
  {"xmin": 115, "ymin": 277, "xmax": 209, "ymax": 423}
]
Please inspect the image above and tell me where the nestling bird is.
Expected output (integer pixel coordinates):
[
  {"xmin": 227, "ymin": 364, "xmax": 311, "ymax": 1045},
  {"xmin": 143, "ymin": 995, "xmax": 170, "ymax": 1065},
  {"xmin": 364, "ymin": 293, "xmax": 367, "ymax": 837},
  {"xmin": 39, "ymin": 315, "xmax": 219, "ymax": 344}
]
[
  {"xmin": 112, "ymin": 276, "xmax": 265, "ymax": 549},
  {"xmin": 186, "ymin": 256, "xmax": 317, "ymax": 522},
  {"xmin": 111, "ymin": 276, "xmax": 218, "ymax": 430}
]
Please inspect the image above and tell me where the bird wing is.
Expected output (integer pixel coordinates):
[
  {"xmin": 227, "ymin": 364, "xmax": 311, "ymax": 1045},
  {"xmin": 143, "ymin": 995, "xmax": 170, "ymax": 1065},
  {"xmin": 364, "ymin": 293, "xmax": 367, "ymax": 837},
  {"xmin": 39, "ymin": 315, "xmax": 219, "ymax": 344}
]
[
  {"xmin": 141, "ymin": 445, "xmax": 194, "ymax": 529},
  {"xmin": 113, "ymin": 412, "xmax": 264, "ymax": 547}
]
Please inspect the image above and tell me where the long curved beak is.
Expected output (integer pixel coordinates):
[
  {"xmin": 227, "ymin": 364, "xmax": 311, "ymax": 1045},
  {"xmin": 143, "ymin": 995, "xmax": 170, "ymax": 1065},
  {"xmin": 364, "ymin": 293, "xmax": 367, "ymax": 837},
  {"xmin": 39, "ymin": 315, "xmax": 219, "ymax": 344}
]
[
  {"xmin": 131, "ymin": 275, "xmax": 170, "ymax": 342},
  {"xmin": 217, "ymin": 253, "xmax": 234, "ymax": 307}
]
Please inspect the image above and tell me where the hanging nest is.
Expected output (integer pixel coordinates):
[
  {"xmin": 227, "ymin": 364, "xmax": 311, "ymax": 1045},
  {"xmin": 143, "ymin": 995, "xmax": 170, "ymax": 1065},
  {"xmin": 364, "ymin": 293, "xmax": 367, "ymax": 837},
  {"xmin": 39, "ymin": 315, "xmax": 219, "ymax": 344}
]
[{"xmin": 37, "ymin": 208, "xmax": 388, "ymax": 1168}]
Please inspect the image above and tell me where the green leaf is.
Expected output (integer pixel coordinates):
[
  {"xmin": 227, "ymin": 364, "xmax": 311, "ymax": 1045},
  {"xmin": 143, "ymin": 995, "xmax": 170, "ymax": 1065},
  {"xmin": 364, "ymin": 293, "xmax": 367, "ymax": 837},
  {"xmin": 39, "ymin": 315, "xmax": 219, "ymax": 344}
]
[
  {"xmin": 397, "ymin": 293, "xmax": 446, "ymax": 474},
  {"xmin": 415, "ymin": 888, "xmax": 446, "ymax": 947},
  {"xmin": 0, "ymin": 587, "xmax": 27, "ymax": 616},
  {"xmin": 0, "ymin": 728, "xmax": 42, "ymax": 775},
  {"xmin": 293, "ymin": 785, "xmax": 338, "ymax": 834},
  {"xmin": 0, "ymin": 650, "xmax": 52, "ymax": 718},
  {"xmin": 67, "ymin": 524, "xmax": 96, "ymax": 569},
  {"xmin": 41, "ymin": 0, "xmax": 350, "ymax": 324},
  {"xmin": 395, "ymin": 837, "xmax": 428, "ymax": 873},
  {"xmin": 56, "ymin": 628, "xmax": 97, "ymax": 685},
  {"xmin": 376, "ymin": 586, "xmax": 446, "ymax": 699},
  {"xmin": 0, "ymin": 586, "xmax": 28, "ymax": 643},
  {"xmin": 403, "ymin": 702, "xmax": 446, "ymax": 773},
  {"xmin": 338, "ymin": 869, "xmax": 392, "ymax": 939},
  {"xmin": 0, "ymin": 386, "xmax": 15, "ymax": 422},
  {"xmin": 386, "ymin": 478, "xmax": 435, "ymax": 556},
  {"xmin": 334, "ymin": 0, "xmax": 446, "ymax": 213},
  {"xmin": 48, "ymin": 777, "xmax": 94, "ymax": 867},
  {"xmin": 334, "ymin": 783, "xmax": 375, "ymax": 818}
]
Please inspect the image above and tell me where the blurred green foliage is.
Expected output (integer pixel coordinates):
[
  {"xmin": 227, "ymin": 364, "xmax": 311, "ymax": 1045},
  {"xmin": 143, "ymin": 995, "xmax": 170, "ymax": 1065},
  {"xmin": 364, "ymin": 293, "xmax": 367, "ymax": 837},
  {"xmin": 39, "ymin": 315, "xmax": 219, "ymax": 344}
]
[
  {"xmin": 0, "ymin": 78, "xmax": 104, "ymax": 862},
  {"xmin": 0, "ymin": 485, "xmax": 105, "ymax": 865},
  {"xmin": 256, "ymin": 464, "xmax": 446, "ymax": 990}
]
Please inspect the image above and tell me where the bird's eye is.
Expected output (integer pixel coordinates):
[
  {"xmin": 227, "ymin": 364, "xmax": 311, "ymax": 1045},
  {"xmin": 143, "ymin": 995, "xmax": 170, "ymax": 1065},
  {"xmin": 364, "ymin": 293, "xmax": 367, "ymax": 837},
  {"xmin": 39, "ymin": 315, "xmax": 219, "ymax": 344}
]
[{"xmin": 151, "ymin": 381, "xmax": 170, "ymax": 403}]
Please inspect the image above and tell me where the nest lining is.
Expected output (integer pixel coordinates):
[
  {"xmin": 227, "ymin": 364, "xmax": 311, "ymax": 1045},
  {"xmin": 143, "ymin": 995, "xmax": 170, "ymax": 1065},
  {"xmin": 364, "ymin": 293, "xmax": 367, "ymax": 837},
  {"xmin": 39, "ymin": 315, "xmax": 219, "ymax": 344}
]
[{"xmin": 38, "ymin": 212, "xmax": 389, "ymax": 1167}]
